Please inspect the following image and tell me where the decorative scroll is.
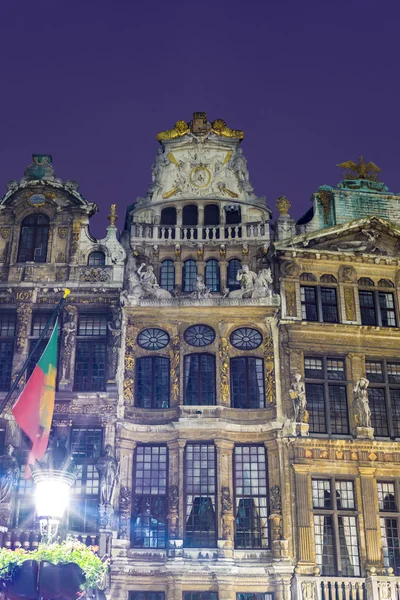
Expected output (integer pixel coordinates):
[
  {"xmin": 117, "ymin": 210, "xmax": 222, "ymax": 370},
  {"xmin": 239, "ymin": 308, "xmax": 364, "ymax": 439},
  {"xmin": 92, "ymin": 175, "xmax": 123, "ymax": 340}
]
[
  {"xmin": 170, "ymin": 335, "xmax": 180, "ymax": 404},
  {"xmin": 219, "ymin": 338, "xmax": 230, "ymax": 405},
  {"xmin": 285, "ymin": 280, "xmax": 296, "ymax": 317},
  {"xmin": 167, "ymin": 484, "xmax": 179, "ymax": 538},
  {"xmin": 264, "ymin": 329, "xmax": 275, "ymax": 403},
  {"xmin": 123, "ymin": 320, "xmax": 136, "ymax": 403},
  {"xmin": 16, "ymin": 305, "xmax": 32, "ymax": 353}
]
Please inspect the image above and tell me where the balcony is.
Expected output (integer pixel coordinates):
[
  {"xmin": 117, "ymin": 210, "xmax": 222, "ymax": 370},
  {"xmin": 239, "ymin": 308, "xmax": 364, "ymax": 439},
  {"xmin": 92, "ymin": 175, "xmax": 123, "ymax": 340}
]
[
  {"xmin": 130, "ymin": 222, "xmax": 269, "ymax": 243},
  {"xmin": 294, "ymin": 575, "xmax": 400, "ymax": 600}
]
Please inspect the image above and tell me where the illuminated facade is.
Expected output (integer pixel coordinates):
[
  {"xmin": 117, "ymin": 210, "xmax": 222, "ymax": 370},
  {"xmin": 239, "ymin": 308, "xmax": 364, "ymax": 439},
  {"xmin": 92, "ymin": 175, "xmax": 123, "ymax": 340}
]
[{"xmin": 0, "ymin": 119, "xmax": 399, "ymax": 600}]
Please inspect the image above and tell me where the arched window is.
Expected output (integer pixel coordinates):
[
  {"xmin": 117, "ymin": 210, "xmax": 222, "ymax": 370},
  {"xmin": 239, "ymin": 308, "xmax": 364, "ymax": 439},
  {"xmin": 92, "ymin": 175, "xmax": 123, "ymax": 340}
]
[
  {"xmin": 184, "ymin": 353, "xmax": 216, "ymax": 405},
  {"xmin": 230, "ymin": 356, "xmax": 265, "ymax": 408},
  {"xmin": 227, "ymin": 259, "xmax": 242, "ymax": 291},
  {"xmin": 183, "ymin": 205, "xmax": 198, "ymax": 226},
  {"xmin": 205, "ymin": 260, "xmax": 220, "ymax": 292},
  {"xmin": 136, "ymin": 356, "xmax": 170, "ymax": 409},
  {"xmin": 17, "ymin": 214, "xmax": 50, "ymax": 263},
  {"xmin": 88, "ymin": 251, "xmax": 105, "ymax": 266},
  {"xmin": 159, "ymin": 260, "xmax": 175, "ymax": 291},
  {"xmin": 204, "ymin": 204, "xmax": 220, "ymax": 225},
  {"xmin": 225, "ymin": 205, "xmax": 241, "ymax": 225},
  {"xmin": 183, "ymin": 260, "xmax": 197, "ymax": 292},
  {"xmin": 160, "ymin": 207, "xmax": 177, "ymax": 226}
]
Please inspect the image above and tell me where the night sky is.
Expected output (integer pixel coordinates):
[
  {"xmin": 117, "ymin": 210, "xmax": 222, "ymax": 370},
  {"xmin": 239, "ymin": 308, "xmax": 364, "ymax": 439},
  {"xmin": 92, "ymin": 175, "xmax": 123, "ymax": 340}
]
[{"xmin": 0, "ymin": 0, "xmax": 399, "ymax": 239}]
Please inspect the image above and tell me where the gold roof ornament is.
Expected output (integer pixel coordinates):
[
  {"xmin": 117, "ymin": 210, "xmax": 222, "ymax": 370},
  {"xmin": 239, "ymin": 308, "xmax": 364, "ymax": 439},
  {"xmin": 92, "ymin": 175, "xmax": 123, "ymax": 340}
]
[
  {"xmin": 337, "ymin": 156, "xmax": 381, "ymax": 181},
  {"xmin": 156, "ymin": 120, "xmax": 190, "ymax": 141},
  {"xmin": 211, "ymin": 119, "xmax": 244, "ymax": 139},
  {"xmin": 276, "ymin": 196, "xmax": 291, "ymax": 215},
  {"xmin": 108, "ymin": 203, "xmax": 118, "ymax": 226}
]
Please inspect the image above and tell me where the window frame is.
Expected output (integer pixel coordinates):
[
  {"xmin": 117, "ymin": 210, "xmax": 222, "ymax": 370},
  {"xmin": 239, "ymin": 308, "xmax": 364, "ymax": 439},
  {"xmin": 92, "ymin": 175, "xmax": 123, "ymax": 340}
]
[
  {"xmin": 135, "ymin": 355, "xmax": 170, "ymax": 409},
  {"xmin": 230, "ymin": 356, "xmax": 265, "ymax": 409},
  {"xmin": 184, "ymin": 442, "xmax": 217, "ymax": 548},
  {"xmin": 159, "ymin": 259, "xmax": 175, "ymax": 291},
  {"xmin": 312, "ymin": 477, "xmax": 361, "ymax": 577},
  {"xmin": 74, "ymin": 313, "xmax": 108, "ymax": 392},
  {"xmin": 182, "ymin": 259, "xmax": 198, "ymax": 292},
  {"xmin": 377, "ymin": 479, "xmax": 400, "ymax": 575},
  {"xmin": 227, "ymin": 259, "xmax": 242, "ymax": 291},
  {"xmin": 233, "ymin": 444, "xmax": 269, "ymax": 550},
  {"xmin": 131, "ymin": 444, "xmax": 168, "ymax": 549},
  {"xmin": 300, "ymin": 282, "xmax": 339, "ymax": 323},
  {"xmin": 183, "ymin": 353, "xmax": 216, "ymax": 406},
  {"xmin": 17, "ymin": 213, "xmax": 50, "ymax": 263},
  {"xmin": 304, "ymin": 356, "xmax": 350, "ymax": 435},
  {"xmin": 204, "ymin": 259, "xmax": 220, "ymax": 292},
  {"xmin": 366, "ymin": 358, "xmax": 400, "ymax": 438},
  {"xmin": 358, "ymin": 282, "xmax": 397, "ymax": 327},
  {"xmin": 0, "ymin": 312, "xmax": 15, "ymax": 392},
  {"xmin": 88, "ymin": 251, "xmax": 106, "ymax": 266}
]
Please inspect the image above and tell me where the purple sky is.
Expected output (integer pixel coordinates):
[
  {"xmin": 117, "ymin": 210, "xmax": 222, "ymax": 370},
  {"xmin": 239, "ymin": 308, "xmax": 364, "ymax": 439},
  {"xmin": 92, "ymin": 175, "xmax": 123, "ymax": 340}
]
[{"xmin": 0, "ymin": 0, "xmax": 399, "ymax": 239}]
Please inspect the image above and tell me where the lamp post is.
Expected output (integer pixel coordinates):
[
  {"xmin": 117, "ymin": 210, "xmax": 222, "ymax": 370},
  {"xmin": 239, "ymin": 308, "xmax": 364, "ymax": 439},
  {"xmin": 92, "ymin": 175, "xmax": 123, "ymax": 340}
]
[{"xmin": 32, "ymin": 468, "xmax": 77, "ymax": 543}]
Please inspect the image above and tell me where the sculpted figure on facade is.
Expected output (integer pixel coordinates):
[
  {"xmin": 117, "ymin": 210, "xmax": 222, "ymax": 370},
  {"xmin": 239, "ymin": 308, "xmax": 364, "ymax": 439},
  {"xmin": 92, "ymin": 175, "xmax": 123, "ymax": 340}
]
[
  {"xmin": 190, "ymin": 275, "xmax": 211, "ymax": 299},
  {"xmin": 0, "ymin": 445, "xmax": 19, "ymax": 504},
  {"xmin": 107, "ymin": 308, "xmax": 122, "ymax": 381},
  {"xmin": 61, "ymin": 306, "xmax": 77, "ymax": 383},
  {"xmin": 228, "ymin": 265, "xmax": 257, "ymax": 298},
  {"xmin": 137, "ymin": 263, "xmax": 172, "ymax": 299},
  {"xmin": 167, "ymin": 484, "xmax": 179, "ymax": 538},
  {"xmin": 252, "ymin": 268, "xmax": 274, "ymax": 299},
  {"xmin": 96, "ymin": 444, "xmax": 119, "ymax": 507},
  {"xmin": 289, "ymin": 372, "xmax": 308, "ymax": 423},
  {"xmin": 331, "ymin": 229, "xmax": 387, "ymax": 254},
  {"xmin": 353, "ymin": 377, "xmax": 372, "ymax": 428}
]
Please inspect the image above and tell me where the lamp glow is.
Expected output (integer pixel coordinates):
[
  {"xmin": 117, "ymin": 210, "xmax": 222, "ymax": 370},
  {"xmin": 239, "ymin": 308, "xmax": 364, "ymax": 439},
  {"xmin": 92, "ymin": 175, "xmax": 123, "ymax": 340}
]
[{"xmin": 32, "ymin": 469, "xmax": 77, "ymax": 542}]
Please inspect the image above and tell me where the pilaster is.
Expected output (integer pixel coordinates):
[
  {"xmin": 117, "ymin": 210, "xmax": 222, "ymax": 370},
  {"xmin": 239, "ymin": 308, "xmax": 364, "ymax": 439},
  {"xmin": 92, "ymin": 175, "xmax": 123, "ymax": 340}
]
[
  {"xmin": 358, "ymin": 467, "xmax": 382, "ymax": 569},
  {"xmin": 215, "ymin": 439, "xmax": 234, "ymax": 553},
  {"xmin": 292, "ymin": 464, "xmax": 315, "ymax": 572}
]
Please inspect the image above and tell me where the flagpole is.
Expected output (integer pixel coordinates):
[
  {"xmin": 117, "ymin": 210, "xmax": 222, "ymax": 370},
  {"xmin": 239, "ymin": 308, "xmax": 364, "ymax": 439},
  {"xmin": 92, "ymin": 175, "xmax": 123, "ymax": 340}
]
[{"xmin": 0, "ymin": 288, "xmax": 71, "ymax": 416}]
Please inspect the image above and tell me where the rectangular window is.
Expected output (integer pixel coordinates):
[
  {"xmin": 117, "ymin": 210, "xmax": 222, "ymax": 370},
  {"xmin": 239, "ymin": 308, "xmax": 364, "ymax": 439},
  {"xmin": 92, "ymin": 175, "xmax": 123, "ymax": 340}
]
[
  {"xmin": 13, "ymin": 434, "xmax": 35, "ymax": 528},
  {"xmin": 132, "ymin": 445, "xmax": 167, "ymax": 548},
  {"xmin": 78, "ymin": 314, "xmax": 108, "ymax": 336},
  {"xmin": 75, "ymin": 314, "xmax": 108, "ymax": 392},
  {"xmin": 231, "ymin": 357, "xmax": 265, "ymax": 409},
  {"xmin": 27, "ymin": 313, "xmax": 58, "ymax": 380},
  {"xmin": 312, "ymin": 479, "xmax": 360, "ymax": 576},
  {"xmin": 184, "ymin": 593, "xmax": 218, "ymax": 600},
  {"xmin": 185, "ymin": 443, "xmax": 216, "ymax": 547},
  {"xmin": 136, "ymin": 357, "xmax": 170, "ymax": 409},
  {"xmin": 184, "ymin": 354, "xmax": 216, "ymax": 406},
  {"xmin": 304, "ymin": 357, "xmax": 349, "ymax": 435},
  {"xmin": 234, "ymin": 445, "xmax": 268, "ymax": 549},
  {"xmin": 237, "ymin": 594, "xmax": 274, "ymax": 600},
  {"xmin": 0, "ymin": 312, "xmax": 15, "ymax": 391},
  {"xmin": 366, "ymin": 360, "xmax": 400, "ymax": 438},
  {"xmin": 359, "ymin": 290, "xmax": 397, "ymax": 327},
  {"xmin": 68, "ymin": 427, "xmax": 102, "ymax": 532},
  {"xmin": 301, "ymin": 286, "xmax": 338, "ymax": 323},
  {"xmin": 129, "ymin": 594, "xmax": 165, "ymax": 600},
  {"xmin": 378, "ymin": 481, "xmax": 400, "ymax": 575}
]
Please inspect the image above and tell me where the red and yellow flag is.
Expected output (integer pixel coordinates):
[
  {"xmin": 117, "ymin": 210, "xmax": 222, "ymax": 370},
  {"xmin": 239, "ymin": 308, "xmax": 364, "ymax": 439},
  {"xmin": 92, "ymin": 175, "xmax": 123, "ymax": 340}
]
[{"xmin": 12, "ymin": 320, "xmax": 58, "ymax": 472}]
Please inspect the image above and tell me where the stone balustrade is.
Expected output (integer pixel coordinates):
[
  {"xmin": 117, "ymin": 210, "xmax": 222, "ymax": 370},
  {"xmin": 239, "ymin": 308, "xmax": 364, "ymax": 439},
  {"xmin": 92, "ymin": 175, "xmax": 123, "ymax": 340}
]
[
  {"xmin": 0, "ymin": 529, "xmax": 99, "ymax": 550},
  {"xmin": 293, "ymin": 575, "xmax": 400, "ymax": 600},
  {"xmin": 131, "ymin": 222, "xmax": 268, "ymax": 242}
]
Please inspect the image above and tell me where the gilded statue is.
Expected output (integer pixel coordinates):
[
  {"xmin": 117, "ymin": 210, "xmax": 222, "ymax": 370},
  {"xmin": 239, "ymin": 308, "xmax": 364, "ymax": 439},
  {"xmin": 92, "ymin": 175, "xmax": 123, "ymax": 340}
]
[
  {"xmin": 156, "ymin": 120, "xmax": 190, "ymax": 141},
  {"xmin": 337, "ymin": 156, "xmax": 381, "ymax": 181},
  {"xmin": 211, "ymin": 119, "xmax": 244, "ymax": 139}
]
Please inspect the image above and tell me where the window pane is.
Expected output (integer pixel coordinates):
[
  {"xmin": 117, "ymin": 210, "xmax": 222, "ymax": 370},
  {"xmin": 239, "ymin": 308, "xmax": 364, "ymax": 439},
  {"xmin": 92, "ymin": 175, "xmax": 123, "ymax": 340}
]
[
  {"xmin": 205, "ymin": 260, "xmax": 220, "ymax": 292},
  {"xmin": 160, "ymin": 260, "xmax": 175, "ymax": 291},
  {"xmin": 185, "ymin": 444, "xmax": 216, "ymax": 547},
  {"xmin": 381, "ymin": 517, "xmax": 400, "ymax": 575},
  {"xmin": 301, "ymin": 286, "xmax": 318, "ymax": 321},
  {"xmin": 327, "ymin": 359, "xmax": 345, "ymax": 380},
  {"xmin": 184, "ymin": 354, "xmax": 216, "ymax": 406},
  {"xmin": 379, "ymin": 292, "xmax": 397, "ymax": 327},
  {"xmin": 136, "ymin": 357, "xmax": 170, "ymax": 409},
  {"xmin": 132, "ymin": 446, "xmax": 167, "ymax": 548},
  {"xmin": 78, "ymin": 314, "xmax": 107, "ymax": 336},
  {"xmin": 366, "ymin": 361, "xmax": 384, "ymax": 383},
  {"xmin": 304, "ymin": 358, "xmax": 323, "ymax": 379},
  {"xmin": 368, "ymin": 387, "xmax": 389, "ymax": 436},
  {"xmin": 314, "ymin": 514, "xmax": 335, "ymax": 575},
  {"xmin": 321, "ymin": 287, "xmax": 338, "ymax": 323},
  {"xmin": 388, "ymin": 363, "xmax": 400, "ymax": 384},
  {"xmin": 227, "ymin": 259, "xmax": 242, "ymax": 291},
  {"xmin": 0, "ymin": 313, "xmax": 16, "ymax": 337},
  {"xmin": 312, "ymin": 480, "xmax": 331, "ymax": 509},
  {"xmin": 130, "ymin": 593, "xmax": 165, "ymax": 600},
  {"xmin": 71, "ymin": 428, "xmax": 102, "ymax": 459},
  {"xmin": 336, "ymin": 481, "xmax": 355, "ymax": 509},
  {"xmin": 0, "ymin": 341, "xmax": 13, "ymax": 391},
  {"xmin": 329, "ymin": 385, "xmax": 349, "ymax": 434},
  {"xmin": 359, "ymin": 291, "xmax": 377, "ymax": 325},
  {"xmin": 234, "ymin": 446, "xmax": 268, "ymax": 549},
  {"xmin": 231, "ymin": 357, "xmax": 265, "ymax": 409},
  {"xmin": 74, "ymin": 342, "xmax": 106, "ymax": 392},
  {"xmin": 391, "ymin": 389, "xmax": 400, "ymax": 437},
  {"xmin": 306, "ymin": 383, "xmax": 326, "ymax": 433},
  {"xmin": 184, "ymin": 593, "xmax": 218, "ymax": 600},
  {"xmin": 17, "ymin": 214, "xmax": 49, "ymax": 263},
  {"xmin": 183, "ymin": 260, "xmax": 197, "ymax": 292},
  {"xmin": 338, "ymin": 516, "xmax": 360, "ymax": 576},
  {"xmin": 88, "ymin": 252, "xmax": 105, "ymax": 266},
  {"xmin": 237, "ymin": 595, "xmax": 274, "ymax": 600},
  {"xmin": 377, "ymin": 482, "xmax": 396, "ymax": 511},
  {"xmin": 31, "ymin": 313, "xmax": 52, "ymax": 337}
]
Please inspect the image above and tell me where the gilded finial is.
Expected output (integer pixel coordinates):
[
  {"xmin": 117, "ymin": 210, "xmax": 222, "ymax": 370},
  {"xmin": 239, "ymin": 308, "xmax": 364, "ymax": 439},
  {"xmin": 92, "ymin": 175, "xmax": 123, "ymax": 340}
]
[
  {"xmin": 108, "ymin": 204, "xmax": 118, "ymax": 226},
  {"xmin": 337, "ymin": 156, "xmax": 381, "ymax": 181},
  {"xmin": 276, "ymin": 196, "xmax": 291, "ymax": 215}
]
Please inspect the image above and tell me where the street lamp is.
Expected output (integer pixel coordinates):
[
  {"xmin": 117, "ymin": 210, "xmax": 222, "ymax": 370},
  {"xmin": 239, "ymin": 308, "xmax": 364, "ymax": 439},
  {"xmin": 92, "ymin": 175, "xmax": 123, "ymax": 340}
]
[{"xmin": 32, "ymin": 468, "xmax": 77, "ymax": 543}]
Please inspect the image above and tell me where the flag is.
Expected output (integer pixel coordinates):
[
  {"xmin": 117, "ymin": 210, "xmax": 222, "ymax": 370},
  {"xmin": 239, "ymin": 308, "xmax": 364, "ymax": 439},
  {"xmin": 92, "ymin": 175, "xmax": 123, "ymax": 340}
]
[{"xmin": 12, "ymin": 320, "xmax": 58, "ymax": 473}]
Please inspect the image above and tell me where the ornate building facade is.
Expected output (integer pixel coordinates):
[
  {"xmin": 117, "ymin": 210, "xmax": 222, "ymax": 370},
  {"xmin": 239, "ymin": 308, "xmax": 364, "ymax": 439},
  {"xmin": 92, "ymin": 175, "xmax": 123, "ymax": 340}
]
[{"xmin": 0, "ymin": 118, "xmax": 398, "ymax": 600}]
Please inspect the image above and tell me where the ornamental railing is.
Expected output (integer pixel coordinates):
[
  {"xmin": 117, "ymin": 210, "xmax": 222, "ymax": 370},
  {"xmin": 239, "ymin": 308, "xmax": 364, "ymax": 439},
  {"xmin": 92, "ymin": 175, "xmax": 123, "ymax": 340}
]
[{"xmin": 130, "ymin": 222, "xmax": 268, "ymax": 242}]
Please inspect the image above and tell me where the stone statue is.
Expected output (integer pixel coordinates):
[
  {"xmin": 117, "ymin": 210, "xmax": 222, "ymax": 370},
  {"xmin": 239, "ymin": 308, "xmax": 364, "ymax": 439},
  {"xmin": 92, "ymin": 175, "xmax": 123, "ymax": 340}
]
[
  {"xmin": 289, "ymin": 372, "xmax": 308, "ymax": 423},
  {"xmin": 270, "ymin": 485, "xmax": 282, "ymax": 514},
  {"xmin": 107, "ymin": 310, "xmax": 122, "ymax": 380},
  {"xmin": 0, "ymin": 445, "xmax": 19, "ymax": 504},
  {"xmin": 252, "ymin": 268, "xmax": 274, "ymax": 299},
  {"xmin": 331, "ymin": 229, "xmax": 387, "ymax": 254},
  {"xmin": 231, "ymin": 148, "xmax": 249, "ymax": 182},
  {"xmin": 61, "ymin": 312, "xmax": 77, "ymax": 383},
  {"xmin": 221, "ymin": 486, "xmax": 233, "ymax": 513},
  {"xmin": 353, "ymin": 377, "xmax": 371, "ymax": 428},
  {"xmin": 167, "ymin": 485, "xmax": 179, "ymax": 538},
  {"xmin": 137, "ymin": 263, "xmax": 172, "ymax": 299},
  {"xmin": 96, "ymin": 445, "xmax": 119, "ymax": 507},
  {"xmin": 228, "ymin": 265, "xmax": 257, "ymax": 298},
  {"xmin": 190, "ymin": 275, "xmax": 211, "ymax": 299}
]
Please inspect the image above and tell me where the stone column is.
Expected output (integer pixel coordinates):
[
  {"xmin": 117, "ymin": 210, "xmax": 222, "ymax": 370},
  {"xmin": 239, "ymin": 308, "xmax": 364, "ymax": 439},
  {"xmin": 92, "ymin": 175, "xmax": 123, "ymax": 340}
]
[
  {"xmin": 166, "ymin": 578, "xmax": 183, "ymax": 600},
  {"xmin": 217, "ymin": 337, "xmax": 230, "ymax": 407},
  {"xmin": 215, "ymin": 439, "xmax": 234, "ymax": 556},
  {"xmin": 59, "ymin": 305, "xmax": 78, "ymax": 392},
  {"xmin": 359, "ymin": 467, "xmax": 382, "ymax": 570},
  {"xmin": 167, "ymin": 440, "xmax": 181, "ymax": 551},
  {"xmin": 177, "ymin": 440, "xmax": 186, "ymax": 541},
  {"xmin": 217, "ymin": 582, "xmax": 235, "ymax": 600},
  {"xmin": 292, "ymin": 464, "xmax": 315, "ymax": 572}
]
